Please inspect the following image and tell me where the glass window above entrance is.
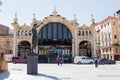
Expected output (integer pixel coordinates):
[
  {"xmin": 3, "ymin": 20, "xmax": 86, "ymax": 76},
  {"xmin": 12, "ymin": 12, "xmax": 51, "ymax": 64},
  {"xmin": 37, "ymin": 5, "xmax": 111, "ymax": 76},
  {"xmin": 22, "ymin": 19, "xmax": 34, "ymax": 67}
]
[{"xmin": 38, "ymin": 22, "xmax": 72, "ymax": 42}]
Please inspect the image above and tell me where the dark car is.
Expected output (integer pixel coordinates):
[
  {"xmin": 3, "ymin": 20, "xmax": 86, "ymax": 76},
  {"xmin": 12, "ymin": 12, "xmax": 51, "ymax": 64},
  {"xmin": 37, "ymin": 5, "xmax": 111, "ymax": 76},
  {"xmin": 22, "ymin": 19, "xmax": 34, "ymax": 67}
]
[
  {"xmin": 12, "ymin": 57, "xmax": 27, "ymax": 64},
  {"xmin": 99, "ymin": 58, "xmax": 116, "ymax": 65}
]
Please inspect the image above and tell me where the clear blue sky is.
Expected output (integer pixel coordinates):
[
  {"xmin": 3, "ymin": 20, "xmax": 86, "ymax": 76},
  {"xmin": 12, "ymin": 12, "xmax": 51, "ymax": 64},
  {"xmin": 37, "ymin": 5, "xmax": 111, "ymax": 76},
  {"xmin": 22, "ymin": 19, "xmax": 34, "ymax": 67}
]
[{"xmin": 0, "ymin": 0, "xmax": 120, "ymax": 29}]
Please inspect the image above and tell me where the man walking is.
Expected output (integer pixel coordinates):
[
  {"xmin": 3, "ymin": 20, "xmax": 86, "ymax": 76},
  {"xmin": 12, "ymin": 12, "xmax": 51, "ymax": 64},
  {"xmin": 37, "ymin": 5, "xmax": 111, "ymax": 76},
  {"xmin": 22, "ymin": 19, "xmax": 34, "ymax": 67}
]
[{"xmin": 94, "ymin": 58, "xmax": 98, "ymax": 68}]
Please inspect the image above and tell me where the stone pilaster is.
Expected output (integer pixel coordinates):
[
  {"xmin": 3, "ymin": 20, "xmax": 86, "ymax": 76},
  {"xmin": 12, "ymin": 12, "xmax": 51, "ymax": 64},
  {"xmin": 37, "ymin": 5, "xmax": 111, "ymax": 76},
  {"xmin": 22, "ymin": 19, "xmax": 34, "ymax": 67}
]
[
  {"xmin": 72, "ymin": 39, "xmax": 75, "ymax": 57},
  {"xmin": 11, "ymin": 13, "xmax": 19, "ymax": 56}
]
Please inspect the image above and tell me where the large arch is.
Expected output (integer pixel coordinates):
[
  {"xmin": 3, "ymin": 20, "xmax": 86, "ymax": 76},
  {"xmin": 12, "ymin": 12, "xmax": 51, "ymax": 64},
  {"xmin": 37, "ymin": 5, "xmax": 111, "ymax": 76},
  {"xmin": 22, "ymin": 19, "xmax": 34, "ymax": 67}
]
[
  {"xmin": 18, "ymin": 41, "xmax": 31, "ymax": 58},
  {"xmin": 38, "ymin": 22, "xmax": 73, "ymax": 63},
  {"xmin": 36, "ymin": 15, "xmax": 75, "ymax": 39},
  {"xmin": 79, "ymin": 41, "xmax": 92, "ymax": 58}
]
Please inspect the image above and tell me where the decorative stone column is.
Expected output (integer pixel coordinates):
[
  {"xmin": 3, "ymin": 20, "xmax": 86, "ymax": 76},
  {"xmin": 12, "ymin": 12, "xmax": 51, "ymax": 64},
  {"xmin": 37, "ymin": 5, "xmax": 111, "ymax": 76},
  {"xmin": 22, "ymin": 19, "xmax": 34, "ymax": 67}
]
[
  {"xmin": 72, "ymin": 39, "xmax": 75, "ymax": 57},
  {"xmin": 74, "ymin": 41, "xmax": 78, "ymax": 56},
  {"xmin": 12, "ymin": 13, "xmax": 19, "ymax": 56},
  {"xmin": 13, "ymin": 29, "xmax": 17, "ymax": 56}
]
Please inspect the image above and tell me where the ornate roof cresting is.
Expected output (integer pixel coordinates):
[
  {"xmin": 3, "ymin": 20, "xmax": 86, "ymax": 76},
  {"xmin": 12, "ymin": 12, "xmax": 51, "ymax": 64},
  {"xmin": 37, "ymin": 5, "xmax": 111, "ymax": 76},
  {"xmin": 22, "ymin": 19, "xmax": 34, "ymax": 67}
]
[
  {"xmin": 32, "ymin": 13, "xmax": 37, "ymax": 24},
  {"xmin": 91, "ymin": 14, "xmax": 95, "ymax": 24},
  {"xmin": 52, "ymin": 6, "xmax": 58, "ymax": 16},
  {"xmin": 74, "ymin": 14, "xmax": 77, "ymax": 22},
  {"xmin": 13, "ymin": 13, "xmax": 18, "ymax": 24}
]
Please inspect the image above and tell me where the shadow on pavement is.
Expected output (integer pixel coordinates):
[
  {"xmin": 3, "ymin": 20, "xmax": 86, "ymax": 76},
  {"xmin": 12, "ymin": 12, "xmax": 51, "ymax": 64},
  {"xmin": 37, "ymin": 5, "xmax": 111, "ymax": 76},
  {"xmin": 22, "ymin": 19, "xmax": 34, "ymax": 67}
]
[
  {"xmin": 0, "ymin": 71, "xmax": 10, "ymax": 80},
  {"xmin": 30, "ymin": 73, "xmax": 60, "ymax": 80}
]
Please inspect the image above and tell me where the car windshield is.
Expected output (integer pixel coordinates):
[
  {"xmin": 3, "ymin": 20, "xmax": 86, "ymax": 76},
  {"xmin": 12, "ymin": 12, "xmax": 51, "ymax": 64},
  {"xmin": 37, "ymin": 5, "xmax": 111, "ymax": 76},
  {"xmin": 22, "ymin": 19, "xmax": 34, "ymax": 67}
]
[
  {"xmin": 12, "ymin": 57, "xmax": 24, "ymax": 59},
  {"xmin": 86, "ymin": 57, "xmax": 91, "ymax": 59},
  {"xmin": 82, "ymin": 57, "xmax": 85, "ymax": 59},
  {"xmin": 101, "ymin": 58, "xmax": 108, "ymax": 61}
]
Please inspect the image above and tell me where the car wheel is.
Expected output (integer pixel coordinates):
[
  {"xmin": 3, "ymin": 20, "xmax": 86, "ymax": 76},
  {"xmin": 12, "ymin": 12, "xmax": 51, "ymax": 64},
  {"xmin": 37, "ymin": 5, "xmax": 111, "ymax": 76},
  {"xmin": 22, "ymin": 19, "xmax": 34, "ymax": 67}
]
[
  {"xmin": 90, "ymin": 61, "xmax": 93, "ymax": 64},
  {"xmin": 101, "ymin": 63, "xmax": 104, "ymax": 65},
  {"xmin": 78, "ymin": 61, "xmax": 81, "ymax": 64},
  {"xmin": 13, "ymin": 61, "xmax": 16, "ymax": 64}
]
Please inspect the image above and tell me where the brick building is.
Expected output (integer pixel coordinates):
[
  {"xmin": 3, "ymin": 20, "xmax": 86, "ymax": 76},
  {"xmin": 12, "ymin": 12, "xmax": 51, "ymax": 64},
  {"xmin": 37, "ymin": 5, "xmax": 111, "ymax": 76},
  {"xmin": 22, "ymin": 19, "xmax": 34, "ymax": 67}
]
[{"xmin": 0, "ymin": 24, "xmax": 13, "ymax": 54}]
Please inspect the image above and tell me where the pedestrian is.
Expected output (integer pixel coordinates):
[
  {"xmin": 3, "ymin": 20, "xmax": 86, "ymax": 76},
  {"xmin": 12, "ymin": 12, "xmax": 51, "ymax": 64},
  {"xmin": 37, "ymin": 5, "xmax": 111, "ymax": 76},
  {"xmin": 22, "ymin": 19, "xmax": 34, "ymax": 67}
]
[
  {"xmin": 56, "ymin": 56, "xmax": 61, "ymax": 66},
  {"xmin": 94, "ymin": 58, "xmax": 98, "ymax": 68},
  {"xmin": 60, "ymin": 57, "xmax": 63, "ymax": 66}
]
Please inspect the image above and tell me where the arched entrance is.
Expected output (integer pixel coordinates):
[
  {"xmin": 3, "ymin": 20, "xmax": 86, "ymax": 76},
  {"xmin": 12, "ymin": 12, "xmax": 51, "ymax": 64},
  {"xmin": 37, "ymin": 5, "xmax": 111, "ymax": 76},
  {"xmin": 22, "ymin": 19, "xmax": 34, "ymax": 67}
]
[
  {"xmin": 38, "ymin": 22, "xmax": 72, "ymax": 63},
  {"xmin": 79, "ymin": 41, "xmax": 92, "ymax": 58},
  {"xmin": 18, "ymin": 41, "xmax": 31, "ymax": 58}
]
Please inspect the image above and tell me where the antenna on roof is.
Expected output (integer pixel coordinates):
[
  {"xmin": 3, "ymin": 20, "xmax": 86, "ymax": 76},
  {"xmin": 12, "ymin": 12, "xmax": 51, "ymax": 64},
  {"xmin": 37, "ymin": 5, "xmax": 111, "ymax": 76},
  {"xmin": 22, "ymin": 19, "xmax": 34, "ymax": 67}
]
[
  {"xmin": 52, "ymin": 0, "xmax": 58, "ymax": 15},
  {"xmin": 54, "ymin": 0, "xmax": 56, "ymax": 11}
]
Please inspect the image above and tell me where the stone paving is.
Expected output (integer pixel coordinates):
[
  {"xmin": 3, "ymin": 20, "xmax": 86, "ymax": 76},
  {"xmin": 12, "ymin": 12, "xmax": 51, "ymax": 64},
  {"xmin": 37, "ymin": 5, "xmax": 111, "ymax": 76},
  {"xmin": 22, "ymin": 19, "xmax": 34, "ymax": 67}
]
[{"xmin": 0, "ymin": 63, "xmax": 120, "ymax": 80}]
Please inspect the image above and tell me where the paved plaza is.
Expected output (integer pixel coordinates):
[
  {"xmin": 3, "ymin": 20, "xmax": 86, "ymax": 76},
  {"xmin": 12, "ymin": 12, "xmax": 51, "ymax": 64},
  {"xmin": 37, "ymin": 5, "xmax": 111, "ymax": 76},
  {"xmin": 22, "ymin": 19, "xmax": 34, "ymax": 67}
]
[{"xmin": 0, "ymin": 63, "xmax": 120, "ymax": 80}]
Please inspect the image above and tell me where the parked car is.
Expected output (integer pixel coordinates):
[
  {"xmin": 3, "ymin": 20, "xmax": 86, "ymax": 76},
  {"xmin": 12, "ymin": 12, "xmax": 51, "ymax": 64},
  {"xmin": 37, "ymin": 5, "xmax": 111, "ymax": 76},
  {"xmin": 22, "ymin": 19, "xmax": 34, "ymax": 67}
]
[
  {"xmin": 98, "ymin": 58, "xmax": 116, "ymax": 65},
  {"xmin": 12, "ymin": 57, "xmax": 27, "ymax": 64},
  {"xmin": 74, "ymin": 56, "xmax": 94, "ymax": 64}
]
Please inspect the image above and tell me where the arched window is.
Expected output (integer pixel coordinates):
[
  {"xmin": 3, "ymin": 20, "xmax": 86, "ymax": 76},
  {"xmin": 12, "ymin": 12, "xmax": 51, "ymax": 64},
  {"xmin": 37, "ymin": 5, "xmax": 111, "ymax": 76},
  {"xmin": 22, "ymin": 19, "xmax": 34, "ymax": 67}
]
[
  {"xmin": 25, "ymin": 31, "xmax": 28, "ymax": 36},
  {"xmin": 18, "ymin": 30, "xmax": 20, "ymax": 36},
  {"xmin": 38, "ymin": 22, "xmax": 72, "ymax": 40},
  {"xmin": 89, "ymin": 31, "xmax": 91, "ymax": 36},
  {"xmin": 21, "ymin": 31, "xmax": 24, "ymax": 36},
  {"xmin": 29, "ymin": 31, "xmax": 31, "ymax": 36},
  {"xmin": 82, "ymin": 31, "xmax": 84, "ymax": 36},
  {"xmin": 86, "ymin": 31, "xmax": 88, "ymax": 36},
  {"xmin": 78, "ymin": 31, "xmax": 81, "ymax": 36}
]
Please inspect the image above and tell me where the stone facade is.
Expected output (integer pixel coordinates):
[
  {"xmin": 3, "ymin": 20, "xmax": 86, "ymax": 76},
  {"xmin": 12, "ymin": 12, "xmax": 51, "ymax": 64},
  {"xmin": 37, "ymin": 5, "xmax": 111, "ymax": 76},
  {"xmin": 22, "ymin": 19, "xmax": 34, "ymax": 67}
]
[
  {"xmin": 12, "ymin": 10, "xmax": 97, "ymax": 59},
  {"xmin": 0, "ymin": 25, "xmax": 13, "ymax": 54},
  {"xmin": 0, "ymin": 24, "xmax": 9, "ymax": 35}
]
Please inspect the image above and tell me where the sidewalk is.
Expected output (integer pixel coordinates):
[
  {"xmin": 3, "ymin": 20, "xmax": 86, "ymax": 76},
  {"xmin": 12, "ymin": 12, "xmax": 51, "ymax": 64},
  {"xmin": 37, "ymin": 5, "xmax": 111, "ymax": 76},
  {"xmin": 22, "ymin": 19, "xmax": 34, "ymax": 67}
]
[
  {"xmin": 0, "ymin": 63, "xmax": 120, "ymax": 80},
  {"xmin": 116, "ymin": 61, "xmax": 120, "ymax": 64}
]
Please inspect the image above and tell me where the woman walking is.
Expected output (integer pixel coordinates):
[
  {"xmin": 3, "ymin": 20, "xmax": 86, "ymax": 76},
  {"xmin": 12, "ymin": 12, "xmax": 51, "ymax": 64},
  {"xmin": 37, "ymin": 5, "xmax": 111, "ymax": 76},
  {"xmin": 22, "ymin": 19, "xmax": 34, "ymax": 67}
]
[{"xmin": 56, "ymin": 56, "xmax": 61, "ymax": 66}]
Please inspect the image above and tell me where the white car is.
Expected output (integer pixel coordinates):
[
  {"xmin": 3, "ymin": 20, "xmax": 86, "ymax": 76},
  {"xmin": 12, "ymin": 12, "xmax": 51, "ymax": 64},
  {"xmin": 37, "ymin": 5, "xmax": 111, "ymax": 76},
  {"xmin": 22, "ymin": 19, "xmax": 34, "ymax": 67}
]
[
  {"xmin": 5, "ymin": 54, "xmax": 13, "ymax": 62},
  {"xmin": 74, "ymin": 56, "xmax": 94, "ymax": 64}
]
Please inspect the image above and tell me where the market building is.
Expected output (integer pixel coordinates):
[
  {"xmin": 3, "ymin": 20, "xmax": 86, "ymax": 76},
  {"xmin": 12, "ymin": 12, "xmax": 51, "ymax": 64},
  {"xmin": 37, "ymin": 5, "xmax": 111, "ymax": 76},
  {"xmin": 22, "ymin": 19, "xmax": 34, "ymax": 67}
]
[{"xmin": 12, "ymin": 10, "xmax": 97, "ymax": 63}]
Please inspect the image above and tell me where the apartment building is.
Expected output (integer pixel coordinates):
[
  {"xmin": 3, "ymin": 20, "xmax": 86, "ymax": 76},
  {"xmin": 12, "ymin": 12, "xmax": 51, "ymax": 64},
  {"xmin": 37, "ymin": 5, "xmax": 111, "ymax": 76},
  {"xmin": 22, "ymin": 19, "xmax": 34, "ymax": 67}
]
[
  {"xmin": 116, "ymin": 10, "xmax": 120, "ymax": 41},
  {"xmin": 96, "ymin": 16, "xmax": 120, "ymax": 60}
]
